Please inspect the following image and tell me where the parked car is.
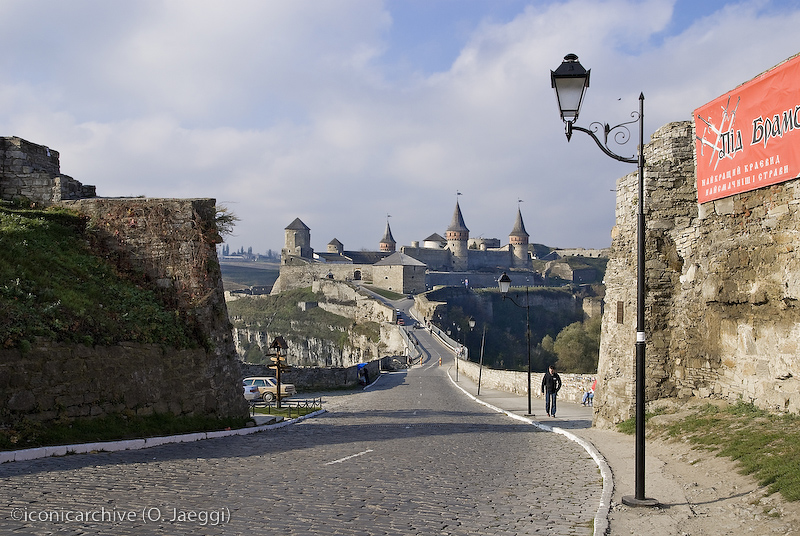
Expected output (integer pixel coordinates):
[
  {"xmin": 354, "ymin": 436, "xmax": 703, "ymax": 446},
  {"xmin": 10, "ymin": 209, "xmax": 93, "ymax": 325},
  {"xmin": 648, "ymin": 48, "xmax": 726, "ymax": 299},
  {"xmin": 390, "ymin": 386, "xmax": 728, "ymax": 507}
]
[
  {"xmin": 242, "ymin": 380, "xmax": 261, "ymax": 401},
  {"xmin": 243, "ymin": 376, "xmax": 296, "ymax": 403}
]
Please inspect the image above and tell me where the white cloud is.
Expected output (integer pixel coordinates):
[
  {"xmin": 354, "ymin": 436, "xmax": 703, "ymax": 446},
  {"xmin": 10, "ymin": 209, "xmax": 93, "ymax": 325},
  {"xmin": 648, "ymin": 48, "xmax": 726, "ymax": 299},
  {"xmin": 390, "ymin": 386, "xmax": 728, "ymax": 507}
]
[{"xmin": 1, "ymin": 0, "xmax": 799, "ymax": 254}]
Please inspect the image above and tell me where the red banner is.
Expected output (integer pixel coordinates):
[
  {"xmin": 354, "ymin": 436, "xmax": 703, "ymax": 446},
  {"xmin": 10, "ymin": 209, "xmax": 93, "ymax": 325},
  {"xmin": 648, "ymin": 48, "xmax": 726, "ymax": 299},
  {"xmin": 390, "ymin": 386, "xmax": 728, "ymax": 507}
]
[{"xmin": 694, "ymin": 54, "xmax": 800, "ymax": 203}]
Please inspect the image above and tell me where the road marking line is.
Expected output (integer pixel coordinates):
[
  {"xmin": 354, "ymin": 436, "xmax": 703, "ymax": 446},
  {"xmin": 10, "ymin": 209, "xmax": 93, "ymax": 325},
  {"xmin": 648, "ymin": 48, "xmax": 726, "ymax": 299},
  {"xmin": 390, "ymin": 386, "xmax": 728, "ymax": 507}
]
[{"xmin": 325, "ymin": 449, "xmax": 373, "ymax": 465}]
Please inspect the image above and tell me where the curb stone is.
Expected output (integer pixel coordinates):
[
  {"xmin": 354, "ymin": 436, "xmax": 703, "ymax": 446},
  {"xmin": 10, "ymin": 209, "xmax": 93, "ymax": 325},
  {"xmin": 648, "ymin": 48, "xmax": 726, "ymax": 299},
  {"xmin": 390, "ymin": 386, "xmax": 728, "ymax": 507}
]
[{"xmin": 0, "ymin": 410, "xmax": 326, "ymax": 464}]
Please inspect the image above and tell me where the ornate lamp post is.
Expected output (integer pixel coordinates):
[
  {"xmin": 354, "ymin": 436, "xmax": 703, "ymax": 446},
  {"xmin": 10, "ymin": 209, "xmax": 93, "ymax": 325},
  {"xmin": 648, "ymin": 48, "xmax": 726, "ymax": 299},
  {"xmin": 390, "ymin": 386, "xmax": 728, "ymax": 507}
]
[
  {"xmin": 498, "ymin": 272, "xmax": 532, "ymax": 416},
  {"xmin": 551, "ymin": 53, "xmax": 656, "ymax": 507}
]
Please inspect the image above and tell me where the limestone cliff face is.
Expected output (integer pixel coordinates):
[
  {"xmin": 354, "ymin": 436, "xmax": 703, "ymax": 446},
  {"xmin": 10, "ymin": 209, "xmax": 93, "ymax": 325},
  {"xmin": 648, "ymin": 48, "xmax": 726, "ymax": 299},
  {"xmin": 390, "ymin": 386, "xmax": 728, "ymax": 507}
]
[
  {"xmin": 597, "ymin": 121, "xmax": 800, "ymax": 428},
  {"xmin": 233, "ymin": 279, "xmax": 405, "ymax": 367},
  {"xmin": 233, "ymin": 324, "xmax": 404, "ymax": 368}
]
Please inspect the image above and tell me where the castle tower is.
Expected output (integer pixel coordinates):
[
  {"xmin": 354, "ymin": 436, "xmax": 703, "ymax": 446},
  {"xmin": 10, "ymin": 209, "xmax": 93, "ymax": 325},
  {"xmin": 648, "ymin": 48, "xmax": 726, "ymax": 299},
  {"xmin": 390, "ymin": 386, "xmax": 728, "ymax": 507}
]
[
  {"xmin": 281, "ymin": 217, "xmax": 313, "ymax": 262},
  {"xmin": 509, "ymin": 207, "xmax": 531, "ymax": 268},
  {"xmin": 328, "ymin": 238, "xmax": 343, "ymax": 254},
  {"xmin": 379, "ymin": 221, "xmax": 396, "ymax": 253},
  {"xmin": 446, "ymin": 200, "xmax": 469, "ymax": 271}
]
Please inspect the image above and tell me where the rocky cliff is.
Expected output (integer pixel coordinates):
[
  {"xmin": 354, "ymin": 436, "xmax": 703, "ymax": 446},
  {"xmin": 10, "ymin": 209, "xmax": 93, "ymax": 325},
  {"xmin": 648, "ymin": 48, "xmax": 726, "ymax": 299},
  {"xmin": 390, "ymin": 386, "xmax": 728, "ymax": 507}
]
[{"xmin": 228, "ymin": 279, "xmax": 406, "ymax": 367}]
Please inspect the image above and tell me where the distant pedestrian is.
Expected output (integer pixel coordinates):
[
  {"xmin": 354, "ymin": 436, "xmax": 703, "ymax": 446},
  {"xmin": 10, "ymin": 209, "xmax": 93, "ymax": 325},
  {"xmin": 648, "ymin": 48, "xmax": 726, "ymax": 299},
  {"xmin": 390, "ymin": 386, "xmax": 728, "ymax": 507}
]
[
  {"xmin": 582, "ymin": 378, "xmax": 597, "ymax": 406},
  {"xmin": 541, "ymin": 365, "xmax": 562, "ymax": 417}
]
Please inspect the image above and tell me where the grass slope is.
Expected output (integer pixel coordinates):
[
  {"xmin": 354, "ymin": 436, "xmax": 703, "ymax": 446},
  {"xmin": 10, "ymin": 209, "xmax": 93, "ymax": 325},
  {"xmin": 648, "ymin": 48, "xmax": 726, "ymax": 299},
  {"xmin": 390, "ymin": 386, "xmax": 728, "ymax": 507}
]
[{"xmin": 0, "ymin": 204, "xmax": 199, "ymax": 349}]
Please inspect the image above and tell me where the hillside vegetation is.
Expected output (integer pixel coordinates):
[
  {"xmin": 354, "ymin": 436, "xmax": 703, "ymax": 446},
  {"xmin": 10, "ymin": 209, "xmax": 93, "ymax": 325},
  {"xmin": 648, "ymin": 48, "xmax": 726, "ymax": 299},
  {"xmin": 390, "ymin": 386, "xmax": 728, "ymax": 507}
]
[
  {"xmin": 226, "ymin": 287, "xmax": 381, "ymax": 363},
  {"xmin": 0, "ymin": 203, "xmax": 199, "ymax": 349}
]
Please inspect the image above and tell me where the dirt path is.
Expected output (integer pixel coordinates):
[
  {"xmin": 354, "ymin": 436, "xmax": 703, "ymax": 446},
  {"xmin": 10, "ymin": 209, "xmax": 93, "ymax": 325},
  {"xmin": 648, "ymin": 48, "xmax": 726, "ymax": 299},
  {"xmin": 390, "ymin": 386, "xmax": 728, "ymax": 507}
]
[{"xmin": 580, "ymin": 428, "xmax": 800, "ymax": 535}]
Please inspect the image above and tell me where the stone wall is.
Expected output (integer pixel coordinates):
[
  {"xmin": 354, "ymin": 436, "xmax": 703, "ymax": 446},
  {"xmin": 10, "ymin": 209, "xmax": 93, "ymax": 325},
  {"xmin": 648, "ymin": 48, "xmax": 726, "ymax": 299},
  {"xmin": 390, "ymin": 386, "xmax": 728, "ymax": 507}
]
[
  {"xmin": 1, "ymin": 137, "xmax": 248, "ymax": 425},
  {"xmin": 3, "ymin": 343, "xmax": 227, "ymax": 420},
  {"xmin": 50, "ymin": 197, "xmax": 247, "ymax": 420},
  {"xmin": 271, "ymin": 262, "xmax": 374, "ymax": 294},
  {"xmin": 0, "ymin": 136, "xmax": 95, "ymax": 205},
  {"xmin": 241, "ymin": 359, "xmax": 383, "ymax": 391},
  {"xmin": 456, "ymin": 356, "xmax": 595, "ymax": 405},
  {"xmin": 372, "ymin": 263, "xmax": 427, "ymax": 294},
  {"xmin": 312, "ymin": 279, "xmax": 395, "ymax": 324},
  {"xmin": 596, "ymin": 120, "xmax": 800, "ymax": 427}
]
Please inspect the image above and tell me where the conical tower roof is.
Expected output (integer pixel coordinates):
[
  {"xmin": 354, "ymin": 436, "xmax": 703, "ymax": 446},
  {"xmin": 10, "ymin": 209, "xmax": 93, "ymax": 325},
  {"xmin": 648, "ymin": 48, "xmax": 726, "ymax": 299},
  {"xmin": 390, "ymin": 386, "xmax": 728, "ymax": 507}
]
[
  {"xmin": 446, "ymin": 201, "xmax": 469, "ymax": 233},
  {"xmin": 285, "ymin": 217, "xmax": 310, "ymax": 231},
  {"xmin": 380, "ymin": 221, "xmax": 396, "ymax": 246},
  {"xmin": 509, "ymin": 208, "xmax": 529, "ymax": 239}
]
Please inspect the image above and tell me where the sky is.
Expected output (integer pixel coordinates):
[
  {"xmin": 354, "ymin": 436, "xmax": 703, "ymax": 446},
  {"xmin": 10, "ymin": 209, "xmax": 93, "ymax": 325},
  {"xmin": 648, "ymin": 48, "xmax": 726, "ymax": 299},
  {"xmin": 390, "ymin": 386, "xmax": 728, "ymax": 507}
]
[{"xmin": 2, "ymin": 0, "xmax": 800, "ymax": 255}]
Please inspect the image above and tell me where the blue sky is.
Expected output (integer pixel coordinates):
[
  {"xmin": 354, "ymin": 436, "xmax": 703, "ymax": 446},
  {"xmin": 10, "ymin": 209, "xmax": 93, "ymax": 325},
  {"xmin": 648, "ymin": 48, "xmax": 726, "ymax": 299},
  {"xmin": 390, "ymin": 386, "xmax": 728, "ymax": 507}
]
[{"xmin": 1, "ymin": 0, "xmax": 800, "ymax": 254}]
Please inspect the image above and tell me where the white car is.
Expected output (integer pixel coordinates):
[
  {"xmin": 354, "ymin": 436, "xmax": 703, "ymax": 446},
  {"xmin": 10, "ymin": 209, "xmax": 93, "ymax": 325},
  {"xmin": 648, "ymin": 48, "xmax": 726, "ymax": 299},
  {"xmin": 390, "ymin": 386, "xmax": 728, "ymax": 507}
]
[{"xmin": 242, "ymin": 377, "xmax": 296, "ymax": 403}]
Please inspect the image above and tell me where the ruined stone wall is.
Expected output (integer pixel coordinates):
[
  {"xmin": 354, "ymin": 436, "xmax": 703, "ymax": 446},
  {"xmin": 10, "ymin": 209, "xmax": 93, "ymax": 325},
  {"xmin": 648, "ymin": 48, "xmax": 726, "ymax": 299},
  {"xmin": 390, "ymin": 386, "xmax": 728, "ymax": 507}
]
[
  {"xmin": 0, "ymin": 136, "xmax": 95, "ymax": 205},
  {"xmin": 312, "ymin": 280, "xmax": 395, "ymax": 323},
  {"xmin": 596, "ymin": 120, "xmax": 800, "ymax": 427},
  {"xmin": 1, "ymin": 137, "xmax": 247, "ymax": 425},
  {"xmin": 55, "ymin": 197, "xmax": 248, "ymax": 420},
  {"xmin": 271, "ymin": 262, "xmax": 374, "ymax": 294}
]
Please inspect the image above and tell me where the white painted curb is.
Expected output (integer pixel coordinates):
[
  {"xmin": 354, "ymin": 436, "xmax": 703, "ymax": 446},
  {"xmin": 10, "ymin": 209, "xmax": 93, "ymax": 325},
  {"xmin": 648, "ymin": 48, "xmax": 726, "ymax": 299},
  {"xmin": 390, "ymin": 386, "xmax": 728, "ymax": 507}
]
[{"xmin": 0, "ymin": 409, "xmax": 326, "ymax": 465}]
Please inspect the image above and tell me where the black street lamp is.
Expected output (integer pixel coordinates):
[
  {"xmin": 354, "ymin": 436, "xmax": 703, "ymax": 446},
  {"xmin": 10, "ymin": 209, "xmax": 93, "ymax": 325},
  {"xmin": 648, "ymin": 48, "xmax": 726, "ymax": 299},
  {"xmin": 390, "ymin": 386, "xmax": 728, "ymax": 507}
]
[
  {"xmin": 551, "ymin": 53, "xmax": 657, "ymax": 507},
  {"xmin": 498, "ymin": 272, "xmax": 533, "ymax": 416}
]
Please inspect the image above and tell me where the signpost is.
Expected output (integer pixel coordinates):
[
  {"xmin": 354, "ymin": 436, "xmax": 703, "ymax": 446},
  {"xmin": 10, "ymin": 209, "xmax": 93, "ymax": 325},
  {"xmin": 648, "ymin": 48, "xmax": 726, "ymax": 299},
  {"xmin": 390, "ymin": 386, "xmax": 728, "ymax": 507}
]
[{"xmin": 266, "ymin": 336, "xmax": 290, "ymax": 409}]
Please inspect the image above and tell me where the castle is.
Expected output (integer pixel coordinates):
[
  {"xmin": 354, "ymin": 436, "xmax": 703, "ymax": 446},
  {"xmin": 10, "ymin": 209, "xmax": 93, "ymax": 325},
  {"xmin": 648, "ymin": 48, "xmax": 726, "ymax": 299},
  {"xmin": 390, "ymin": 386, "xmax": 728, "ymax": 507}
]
[{"xmin": 271, "ymin": 201, "xmax": 536, "ymax": 294}]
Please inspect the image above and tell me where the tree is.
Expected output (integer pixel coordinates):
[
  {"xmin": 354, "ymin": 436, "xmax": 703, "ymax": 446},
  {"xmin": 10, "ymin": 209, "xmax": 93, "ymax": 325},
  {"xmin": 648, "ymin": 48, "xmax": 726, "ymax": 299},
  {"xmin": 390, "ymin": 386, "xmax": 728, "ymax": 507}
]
[
  {"xmin": 553, "ymin": 316, "xmax": 601, "ymax": 373},
  {"xmin": 539, "ymin": 334, "xmax": 557, "ymax": 370}
]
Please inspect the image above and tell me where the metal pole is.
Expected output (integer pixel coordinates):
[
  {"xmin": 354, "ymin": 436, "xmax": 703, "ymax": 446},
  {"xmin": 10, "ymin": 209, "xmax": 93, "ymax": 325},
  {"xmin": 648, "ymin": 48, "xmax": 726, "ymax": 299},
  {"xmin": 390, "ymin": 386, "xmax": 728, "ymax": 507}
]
[
  {"xmin": 477, "ymin": 326, "xmax": 486, "ymax": 395},
  {"xmin": 623, "ymin": 93, "xmax": 657, "ymax": 507},
  {"xmin": 526, "ymin": 286, "xmax": 532, "ymax": 416},
  {"xmin": 456, "ymin": 326, "xmax": 460, "ymax": 382},
  {"xmin": 635, "ymin": 92, "xmax": 647, "ymax": 501}
]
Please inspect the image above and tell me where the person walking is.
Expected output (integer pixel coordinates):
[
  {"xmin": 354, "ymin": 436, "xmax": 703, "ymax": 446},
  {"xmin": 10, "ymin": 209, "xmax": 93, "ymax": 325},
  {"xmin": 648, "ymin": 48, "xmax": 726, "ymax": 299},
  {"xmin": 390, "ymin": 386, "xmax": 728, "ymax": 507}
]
[{"xmin": 541, "ymin": 365, "xmax": 562, "ymax": 417}]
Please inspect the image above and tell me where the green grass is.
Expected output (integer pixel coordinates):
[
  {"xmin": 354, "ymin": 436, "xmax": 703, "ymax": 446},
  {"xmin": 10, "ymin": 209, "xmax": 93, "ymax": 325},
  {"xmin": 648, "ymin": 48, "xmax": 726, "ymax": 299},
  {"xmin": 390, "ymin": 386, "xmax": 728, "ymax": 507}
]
[
  {"xmin": 620, "ymin": 402, "xmax": 800, "ymax": 502},
  {"xmin": 362, "ymin": 285, "xmax": 406, "ymax": 300},
  {"xmin": 0, "ymin": 204, "xmax": 200, "ymax": 349},
  {"xmin": 251, "ymin": 405, "xmax": 321, "ymax": 419},
  {"xmin": 0, "ymin": 413, "xmax": 252, "ymax": 451}
]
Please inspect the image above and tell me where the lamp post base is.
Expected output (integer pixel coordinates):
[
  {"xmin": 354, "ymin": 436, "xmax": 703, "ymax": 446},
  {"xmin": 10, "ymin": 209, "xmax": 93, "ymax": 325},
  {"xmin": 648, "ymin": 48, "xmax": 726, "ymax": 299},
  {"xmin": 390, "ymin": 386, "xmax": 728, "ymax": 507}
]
[{"xmin": 621, "ymin": 495, "xmax": 659, "ymax": 508}]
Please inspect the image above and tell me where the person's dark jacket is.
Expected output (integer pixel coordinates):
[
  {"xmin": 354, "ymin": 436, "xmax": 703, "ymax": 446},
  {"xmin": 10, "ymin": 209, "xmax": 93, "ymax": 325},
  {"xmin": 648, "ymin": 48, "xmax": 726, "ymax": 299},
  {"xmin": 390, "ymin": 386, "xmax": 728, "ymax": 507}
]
[{"xmin": 541, "ymin": 371, "xmax": 562, "ymax": 393}]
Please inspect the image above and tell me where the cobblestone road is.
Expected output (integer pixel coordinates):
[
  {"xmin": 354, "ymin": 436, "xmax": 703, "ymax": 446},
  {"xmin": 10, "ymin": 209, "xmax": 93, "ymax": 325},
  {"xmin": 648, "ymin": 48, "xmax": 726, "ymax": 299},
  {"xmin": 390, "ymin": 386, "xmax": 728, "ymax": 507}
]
[{"xmin": 1, "ymin": 350, "xmax": 601, "ymax": 535}]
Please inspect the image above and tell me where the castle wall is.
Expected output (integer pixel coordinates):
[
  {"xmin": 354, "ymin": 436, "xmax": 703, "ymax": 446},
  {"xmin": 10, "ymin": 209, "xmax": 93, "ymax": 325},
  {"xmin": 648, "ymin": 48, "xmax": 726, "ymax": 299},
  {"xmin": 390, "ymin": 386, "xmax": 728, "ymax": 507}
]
[
  {"xmin": 400, "ymin": 246, "xmax": 452, "ymax": 271},
  {"xmin": 271, "ymin": 262, "xmax": 374, "ymax": 294},
  {"xmin": 0, "ymin": 136, "xmax": 95, "ymax": 205},
  {"xmin": 467, "ymin": 248, "xmax": 513, "ymax": 270},
  {"xmin": 372, "ymin": 264, "xmax": 427, "ymax": 294},
  {"xmin": 57, "ymin": 197, "xmax": 248, "ymax": 420},
  {"xmin": 596, "ymin": 120, "xmax": 800, "ymax": 428},
  {"xmin": 312, "ymin": 279, "xmax": 395, "ymax": 323}
]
